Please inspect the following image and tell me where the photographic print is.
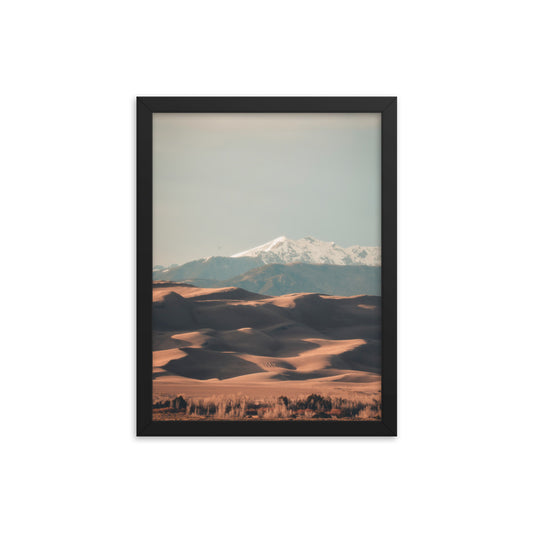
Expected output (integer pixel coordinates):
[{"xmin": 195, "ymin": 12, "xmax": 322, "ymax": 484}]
[{"xmin": 137, "ymin": 97, "xmax": 397, "ymax": 436}]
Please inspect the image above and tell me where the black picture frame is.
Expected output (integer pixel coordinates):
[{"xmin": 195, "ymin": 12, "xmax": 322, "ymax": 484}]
[{"xmin": 137, "ymin": 97, "xmax": 397, "ymax": 437}]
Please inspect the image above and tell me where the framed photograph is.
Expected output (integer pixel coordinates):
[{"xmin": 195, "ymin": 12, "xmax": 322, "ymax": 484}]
[{"xmin": 137, "ymin": 97, "xmax": 397, "ymax": 436}]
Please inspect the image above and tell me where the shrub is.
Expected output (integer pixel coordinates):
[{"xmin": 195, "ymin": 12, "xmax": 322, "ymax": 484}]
[
  {"xmin": 278, "ymin": 396, "xmax": 289, "ymax": 407},
  {"xmin": 304, "ymin": 394, "xmax": 332, "ymax": 412},
  {"xmin": 172, "ymin": 395, "xmax": 187, "ymax": 410}
]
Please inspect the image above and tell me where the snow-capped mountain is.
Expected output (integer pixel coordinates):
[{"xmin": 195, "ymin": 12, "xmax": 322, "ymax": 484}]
[
  {"xmin": 153, "ymin": 236, "xmax": 381, "ymax": 295},
  {"xmin": 231, "ymin": 236, "xmax": 381, "ymax": 267}
]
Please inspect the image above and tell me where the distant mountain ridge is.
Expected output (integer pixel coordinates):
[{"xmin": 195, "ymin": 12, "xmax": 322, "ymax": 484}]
[
  {"xmin": 185, "ymin": 263, "xmax": 381, "ymax": 297},
  {"xmin": 153, "ymin": 236, "xmax": 381, "ymax": 296},
  {"xmin": 153, "ymin": 256, "xmax": 264, "ymax": 282}
]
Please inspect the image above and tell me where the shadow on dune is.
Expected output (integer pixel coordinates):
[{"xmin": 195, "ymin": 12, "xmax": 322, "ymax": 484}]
[
  {"xmin": 286, "ymin": 294, "xmax": 381, "ymax": 331},
  {"xmin": 331, "ymin": 340, "xmax": 381, "ymax": 373},
  {"xmin": 153, "ymin": 292, "xmax": 196, "ymax": 331},
  {"xmin": 163, "ymin": 348, "xmax": 265, "ymax": 380},
  {"xmin": 193, "ymin": 301, "xmax": 293, "ymax": 331}
]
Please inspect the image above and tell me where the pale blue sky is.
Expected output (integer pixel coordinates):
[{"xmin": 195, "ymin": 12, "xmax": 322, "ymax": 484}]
[{"xmin": 153, "ymin": 113, "xmax": 381, "ymax": 266}]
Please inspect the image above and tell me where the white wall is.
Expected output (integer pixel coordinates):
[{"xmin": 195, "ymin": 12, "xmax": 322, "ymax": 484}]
[{"xmin": 2, "ymin": 1, "xmax": 532, "ymax": 532}]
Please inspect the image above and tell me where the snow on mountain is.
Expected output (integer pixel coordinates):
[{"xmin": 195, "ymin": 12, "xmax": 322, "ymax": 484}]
[{"xmin": 231, "ymin": 236, "xmax": 381, "ymax": 267}]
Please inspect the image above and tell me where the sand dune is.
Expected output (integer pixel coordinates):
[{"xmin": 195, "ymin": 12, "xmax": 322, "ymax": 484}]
[
  {"xmin": 152, "ymin": 282, "xmax": 382, "ymax": 401},
  {"xmin": 163, "ymin": 347, "xmax": 265, "ymax": 380}
]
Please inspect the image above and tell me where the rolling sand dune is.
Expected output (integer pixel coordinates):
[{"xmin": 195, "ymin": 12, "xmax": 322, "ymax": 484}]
[{"xmin": 152, "ymin": 281, "xmax": 382, "ymax": 418}]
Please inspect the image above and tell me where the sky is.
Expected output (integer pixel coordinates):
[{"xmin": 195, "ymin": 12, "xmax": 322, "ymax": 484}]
[{"xmin": 153, "ymin": 113, "xmax": 381, "ymax": 266}]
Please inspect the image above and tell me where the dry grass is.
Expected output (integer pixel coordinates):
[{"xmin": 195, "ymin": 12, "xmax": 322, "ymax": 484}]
[{"xmin": 153, "ymin": 393, "xmax": 381, "ymax": 421}]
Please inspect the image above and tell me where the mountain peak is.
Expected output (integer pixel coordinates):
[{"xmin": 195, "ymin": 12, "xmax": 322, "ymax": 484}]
[
  {"xmin": 231, "ymin": 236, "xmax": 380, "ymax": 267},
  {"xmin": 231, "ymin": 236, "xmax": 287, "ymax": 258}
]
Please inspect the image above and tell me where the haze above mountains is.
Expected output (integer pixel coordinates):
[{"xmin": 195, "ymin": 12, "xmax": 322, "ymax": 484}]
[{"xmin": 153, "ymin": 236, "xmax": 381, "ymax": 297}]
